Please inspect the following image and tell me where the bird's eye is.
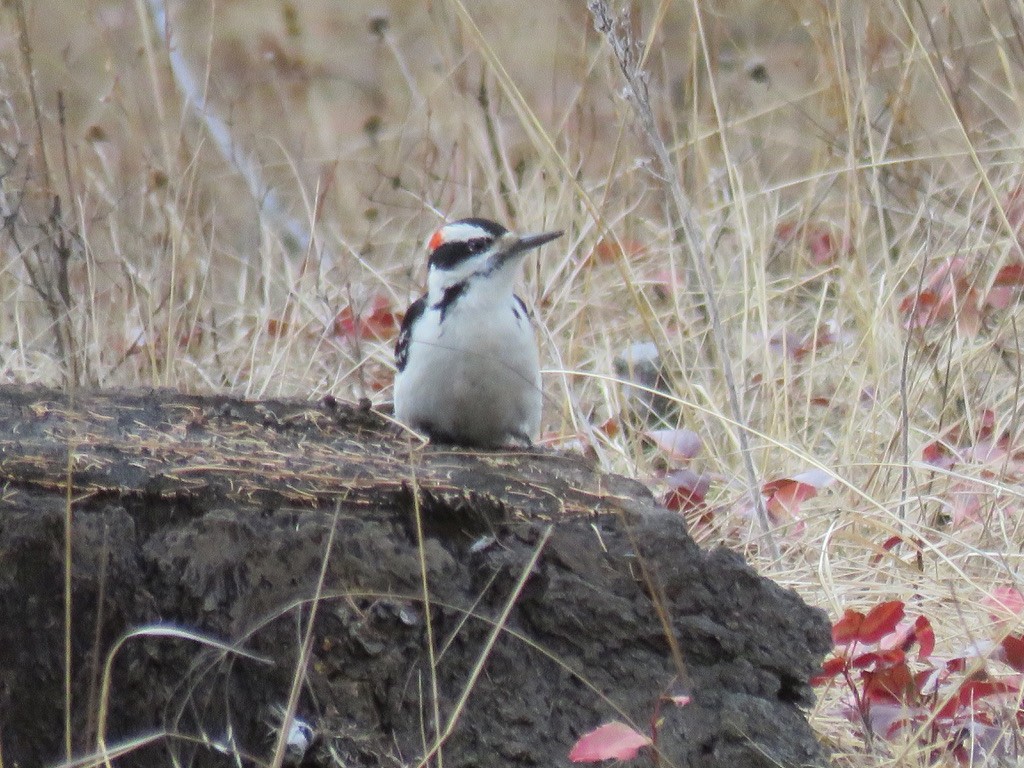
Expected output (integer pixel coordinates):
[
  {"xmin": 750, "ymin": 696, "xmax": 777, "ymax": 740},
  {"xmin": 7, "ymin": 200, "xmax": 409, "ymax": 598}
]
[{"xmin": 468, "ymin": 239, "xmax": 488, "ymax": 253}]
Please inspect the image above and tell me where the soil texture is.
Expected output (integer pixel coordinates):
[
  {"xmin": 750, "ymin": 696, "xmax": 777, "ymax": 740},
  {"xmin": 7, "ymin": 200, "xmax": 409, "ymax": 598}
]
[{"xmin": 0, "ymin": 385, "xmax": 832, "ymax": 767}]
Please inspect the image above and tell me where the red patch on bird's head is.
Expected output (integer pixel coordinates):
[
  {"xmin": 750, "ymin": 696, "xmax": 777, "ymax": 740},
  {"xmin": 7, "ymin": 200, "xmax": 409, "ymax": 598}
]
[{"xmin": 428, "ymin": 229, "xmax": 445, "ymax": 252}]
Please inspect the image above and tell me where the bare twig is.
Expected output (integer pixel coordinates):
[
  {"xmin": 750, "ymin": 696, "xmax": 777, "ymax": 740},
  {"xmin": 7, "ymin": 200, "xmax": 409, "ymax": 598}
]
[{"xmin": 8, "ymin": 0, "xmax": 81, "ymax": 389}]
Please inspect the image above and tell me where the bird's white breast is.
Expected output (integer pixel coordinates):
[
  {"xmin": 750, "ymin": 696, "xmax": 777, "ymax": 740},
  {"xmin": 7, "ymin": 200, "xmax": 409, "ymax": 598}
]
[{"xmin": 393, "ymin": 290, "xmax": 542, "ymax": 447}]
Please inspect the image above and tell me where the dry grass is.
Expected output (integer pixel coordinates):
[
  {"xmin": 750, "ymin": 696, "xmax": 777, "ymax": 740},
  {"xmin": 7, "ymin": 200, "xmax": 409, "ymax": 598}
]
[{"xmin": 4, "ymin": 0, "xmax": 1024, "ymax": 765}]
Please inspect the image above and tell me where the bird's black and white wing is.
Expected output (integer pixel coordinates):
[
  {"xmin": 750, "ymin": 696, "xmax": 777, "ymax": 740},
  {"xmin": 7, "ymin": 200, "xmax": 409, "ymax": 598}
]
[{"xmin": 394, "ymin": 295, "xmax": 427, "ymax": 372}]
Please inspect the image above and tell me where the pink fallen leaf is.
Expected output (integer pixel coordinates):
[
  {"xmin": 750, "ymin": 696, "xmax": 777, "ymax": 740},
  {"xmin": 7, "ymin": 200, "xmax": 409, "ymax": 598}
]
[
  {"xmin": 646, "ymin": 428, "xmax": 702, "ymax": 460},
  {"xmin": 669, "ymin": 694, "xmax": 692, "ymax": 707},
  {"xmin": 965, "ymin": 438, "xmax": 1010, "ymax": 466},
  {"xmin": 805, "ymin": 224, "xmax": 851, "ymax": 265},
  {"xmin": 986, "ymin": 286, "xmax": 1016, "ymax": 309},
  {"xmin": 954, "ymin": 297, "xmax": 983, "ymax": 337},
  {"xmin": 976, "ymin": 408, "xmax": 997, "ymax": 437},
  {"xmin": 569, "ymin": 721, "xmax": 652, "ymax": 763},
  {"xmin": 787, "ymin": 468, "xmax": 835, "ymax": 489},
  {"xmin": 982, "ymin": 586, "xmax": 1024, "ymax": 624},
  {"xmin": 588, "ymin": 237, "xmax": 647, "ymax": 266},
  {"xmin": 947, "ymin": 486, "xmax": 984, "ymax": 529},
  {"xmin": 877, "ymin": 619, "xmax": 915, "ymax": 652}
]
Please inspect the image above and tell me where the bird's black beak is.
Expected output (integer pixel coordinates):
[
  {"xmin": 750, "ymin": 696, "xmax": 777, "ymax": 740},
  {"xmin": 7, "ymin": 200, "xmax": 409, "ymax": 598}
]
[{"xmin": 503, "ymin": 229, "xmax": 564, "ymax": 259}]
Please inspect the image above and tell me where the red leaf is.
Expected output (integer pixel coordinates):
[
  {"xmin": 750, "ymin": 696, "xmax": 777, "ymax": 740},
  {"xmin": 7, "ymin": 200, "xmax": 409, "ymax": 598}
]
[
  {"xmin": 832, "ymin": 609, "xmax": 865, "ymax": 645},
  {"xmin": 663, "ymin": 469, "xmax": 711, "ymax": 513},
  {"xmin": 761, "ymin": 471, "xmax": 830, "ymax": 498},
  {"xmin": 858, "ymin": 600, "xmax": 905, "ymax": 644},
  {"xmin": 993, "ymin": 263, "xmax": 1024, "ymax": 286},
  {"xmin": 588, "ymin": 238, "xmax": 646, "ymax": 265},
  {"xmin": 765, "ymin": 479, "xmax": 819, "ymax": 528},
  {"xmin": 945, "ymin": 657, "xmax": 967, "ymax": 673},
  {"xmin": 806, "ymin": 224, "xmax": 850, "ymax": 265},
  {"xmin": 569, "ymin": 722, "xmax": 652, "ymax": 762},
  {"xmin": 879, "ymin": 535, "xmax": 902, "ymax": 551},
  {"xmin": 870, "ymin": 535, "xmax": 904, "ymax": 565},
  {"xmin": 851, "ymin": 648, "xmax": 906, "ymax": 669},
  {"xmin": 912, "ymin": 615, "xmax": 935, "ymax": 660},
  {"xmin": 899, "ymin": 289, "xmax": 941, "ymax": 326},
  {"xmin": 761, "ymin": 471, "xmax": 831, "ymax": 522},
  {"xmin": 811, "ymin": 655, "xmax": 847, "ymax": 684},
  {"xmin": 862, "ymin": 662, "xmax": 916, "ymax": 703},
  {"xmin": 773, "ymin": 219, "xmax": 851, "ymax": 265},
  {"xmin": 1000, "ymin": 635, "xmax": 1024, "ymax": 673},
  {"xmin": 937, "ymin": 679, "xmax": 1020, "ymax": 718},
  {"xmin": 334, "ymin": 294, "xmax": 398, "ymax": 340},
  {"xmin": 921, "ymin": 439, "xmax": 957, "ymax": 468},
  {"xmin": 900, "ymin": 258, "xmax": 974, "ymax": 330},
  {"xmin": 364, "ymin": 300, "xmax": 399, "ymax": 338},
  {"xmin": 266, "ymin": 318, "xmax": 291, "ymax": 337}
]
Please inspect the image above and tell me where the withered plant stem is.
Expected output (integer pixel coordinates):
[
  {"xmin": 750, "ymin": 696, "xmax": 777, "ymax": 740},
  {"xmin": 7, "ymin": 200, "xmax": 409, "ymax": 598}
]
[{"xmin": 587, "ymin": 0, "xmax": 779, "ymax": 559}]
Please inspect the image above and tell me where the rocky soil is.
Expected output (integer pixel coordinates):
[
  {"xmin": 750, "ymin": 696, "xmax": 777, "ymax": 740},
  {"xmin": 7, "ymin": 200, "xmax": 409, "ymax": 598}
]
[{"xmin": 0, "ymin": 385, "xmax": 831, "ymax": 767}]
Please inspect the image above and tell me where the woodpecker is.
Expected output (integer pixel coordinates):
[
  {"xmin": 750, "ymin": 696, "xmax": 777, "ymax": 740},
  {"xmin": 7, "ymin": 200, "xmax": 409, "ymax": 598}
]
[{"xmin": 393, "ymin": 218, "xmax": 563, "ymax": 447}]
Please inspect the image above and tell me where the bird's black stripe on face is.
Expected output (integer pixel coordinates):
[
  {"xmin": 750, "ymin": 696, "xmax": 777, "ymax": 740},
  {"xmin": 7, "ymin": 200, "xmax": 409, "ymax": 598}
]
[
  {"xmin": 394, "ymin": 295, "xmax": 426, "ymax": 372},
  {"xmin": 434, "ymin": 280, "xmax": 468, "ymax": 322},
  {"xmin": 429, "ymin": 239, "xmax": 490, "ymax": 270}
]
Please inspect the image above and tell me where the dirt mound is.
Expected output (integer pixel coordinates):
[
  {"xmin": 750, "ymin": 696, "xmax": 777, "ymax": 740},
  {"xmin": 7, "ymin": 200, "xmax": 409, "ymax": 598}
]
[{"xmin": 0, "ymin": 386, "xmax": 831, "ymax": 767}]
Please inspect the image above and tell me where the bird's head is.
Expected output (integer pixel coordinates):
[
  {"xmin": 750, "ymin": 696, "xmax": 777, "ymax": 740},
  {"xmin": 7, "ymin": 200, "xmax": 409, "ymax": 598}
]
[{"xmin": 424, "ymin": 218, "xmax": 562, "ymax": 302}]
